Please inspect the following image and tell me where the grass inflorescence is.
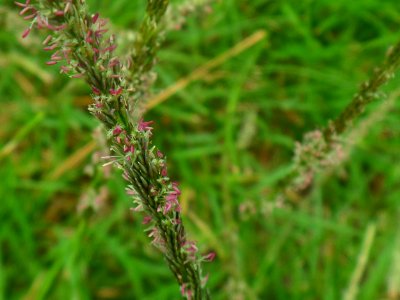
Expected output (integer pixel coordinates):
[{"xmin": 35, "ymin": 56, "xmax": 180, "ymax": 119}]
[{"xmin": 2, "ymin": 0, "xmax": 400, "ymax": 299}]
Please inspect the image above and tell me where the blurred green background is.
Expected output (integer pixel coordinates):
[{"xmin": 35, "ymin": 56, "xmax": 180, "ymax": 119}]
[{"xmin": 1, "ymin": 0, "xmax": 400, "ymax": 299}]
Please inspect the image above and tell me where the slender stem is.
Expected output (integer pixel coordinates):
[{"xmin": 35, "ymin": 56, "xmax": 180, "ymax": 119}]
[{"xmin": 324, "ymin": 41, "xmax": 400, "ymax": 142}]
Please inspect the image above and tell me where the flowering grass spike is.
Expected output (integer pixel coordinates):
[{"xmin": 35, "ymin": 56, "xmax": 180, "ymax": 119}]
[{"xmin": 16, "ymin": 0, "xmax": 211, "ymax": 298}]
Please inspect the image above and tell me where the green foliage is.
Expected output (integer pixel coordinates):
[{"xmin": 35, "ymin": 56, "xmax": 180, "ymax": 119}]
[{"xmin": 1, "ymin": 0, "xmax": 400, "ymax": 299}]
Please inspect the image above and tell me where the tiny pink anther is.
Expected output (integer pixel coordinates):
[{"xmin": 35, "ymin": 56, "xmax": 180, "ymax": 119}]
[
  {"xmin": 109, "ymin": 59, "xmax": 120, "ymax": 67},
  {"xmin": 142, "ymin": 216, "xmax": 152, "ymax": 224},
  {"xmin": 60, "ymin": 66, "xmax": 70, "ymax": 73},
  {"xmin": 92, "ymin": 86, "xmax": 101, "ymax": 95},
  {"xmin": 43, "ymin": 44, "xmax": 58, "ymax": 51},
  {"xmin": 22, "ymin": 27, "xmax": 31, "ymax": 38},
  {"xmin": 102, "ymin": 45, "xmax": 117, "ymax": 53},
  {"xmin": 23, "ymin": 13, "xmax": 36, "ymax": 20},
  {"xmin": 110, "ymin": 87, "xmax": 123, "ymax": 96},
  {"xmin": 203, "ymin": 252, "xmax": 216, "ymax": 262},
  {"xmin": 92, "ymin": 13, "xmax": 99, "ymax": 24},
  {"xmin": 19, "ymin": 6, "xmax": 32, "ymax": 15},
  {"xmin": 15, "ymin": 2, "xmax": 27, "ymax": 8},
  {"xmin": 113, "ymin": 126, "xmax": 122, "ymax": 135},
  {"xmin": 42, "ymin": 35, "xmax": 52, "ymax": 45}
]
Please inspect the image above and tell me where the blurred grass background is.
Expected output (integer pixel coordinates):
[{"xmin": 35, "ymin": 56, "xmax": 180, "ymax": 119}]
[{"xmin": 1, "ymin": 0, "xmax": 400, "ymax": 299}]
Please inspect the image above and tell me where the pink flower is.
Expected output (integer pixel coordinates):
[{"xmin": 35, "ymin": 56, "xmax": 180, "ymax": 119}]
[
  {"xmin": 165, "ymin": 193, "xmax": 177, "ymax": 202},
  {"xmin": 19, "ymin": 6, "xmax": 33, "ymax": 15},
  {"xmin": 142, "ymin": 216, "xmax": 152, "ymax": 224},
  {"xmin": 186, "ymin": 243, "xmax": 198, "ymax": 254},
  {"xmin": 172, "ymin": 182, "xmax": 181, "ymax": 195},
  {"xmin": 113, "ymin": 125, "xmax": 122, "ymax": 135},
  {"xmin": 85, "ymin": 30, "xmax": 93, "ymax": 43},
  {"xmin": 15, "ymin": 2, "xmax": 28, "ymax": 8},
  {"xmin": 123, "ymin": 145, "xmax": 135, "ymax": 154},
  {"xmin": 138, "ymin": 119, "xmax": 153, "ymax": 132},
  {"xmin": 102, "ymin": 45, "xmax": 117, "ymax": 53},
  {"xmin": 163, "ymin": 191, "xmax": 181, "ymax": 214},
  {"xmin": 95, "ymin": 29, "xmax": 108, "ymax": 38},
  {"xmin": 21, "ymin": 27, "xmax": 31, "ymax": 38},
  {"xmin": 109, "ymin": 59, "xmax": 120, "ymax": 68},
  {"xmin": 163, "ymin": 201, "xmax": 172, "ymax": 214},
  {"xmin": 203, "ymin": 252, "xmax": 216, "ymax": 262},
  {"xmin": 54, "ymin": 10, "xmax": 64, "ymax": 16},
  {"xmin": 43, "ymin": 44, "xmax": 58, "ymax": 51},
  {"xmin": 51, "ymin": 52, "xmax": 63, "ymax": 61},
  {"xmin": 92, "ymin": 13, "xmax": 99, "ymax": 24},
  {"xmin": 110, "ymin": 87, "xmax": 123, "ymax": 96},
  {"xmin": 161, "ymin": 167, "xmax": 168, "ymax": 177},
  {"xmin": 92, "ymin": 86, "xmax": 101, "ymax": 95},
  {"xmin": 23, "ymin": 13, "xmax": 36, "ymax": 20}
]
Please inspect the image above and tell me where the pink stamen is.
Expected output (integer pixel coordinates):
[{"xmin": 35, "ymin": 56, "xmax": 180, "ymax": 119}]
[
  {"xmin": 138, "ymin": 119, "xmax": 154, "ymax": 132},
  {"xmin": 95, "ymin": 29, "xmax": 108, "ymax": 37},
  {"xmin": 21, "ymin": 27, "xmax": 31, "ymax": 38},
  {"xmin": 15, "ymin": 2, "xmax": 27, "ymax": 8},
  {"xmin": 60, "ymin": 66, "xmax": 70, "ymax": 73},
  {"xmin": 85, "ymin": 30, "xmax": 93, "ymax": 43},
  {"xmin": 109, "ymin": 59, "xmax": 120, "ymax": 68},
  {"xmin": 110, "ymin": 87, "xmax": 123, "ymax": 96},
  {"xmin": 36, "ymin": 15, "xmax": 47, "ymax": 29},
  {"xmin": 113, "ymin": 126, "xmax": 122, "ymax": 135},
  {"xmin": 101, "ymin": 45, "xmax": 117, "ymax": 53},
  {"xmin": 92, "ymin": 86, "xmax": 101, "ymax": 95},
  {"xmin": 23, "ymin": 13, "xmax": 36, "ymax": 20},
  {"xmin": 203, "ymin": 252, "xmax": 216, "ymax": 262},
  {"xmin": 54, "ymin": 24, "xmax": 67, "ymax": 31},
  {"xmin": 42, "ymin": 35, "xmax": 52, "ymax": 45},
  {"xmin": 19, "ymin": 6, "xmax": 32, "ymax": 15},
  {"xmin": 142, "ymin": 216, "xmax": 152, "ymax": 224},
  {"xmin": 44, "ymin": 44, "xmax": 58, "ymax": 51},
  {"xmin": 92, "ymin": 13, "xmax": 99, "ymax": 24}
]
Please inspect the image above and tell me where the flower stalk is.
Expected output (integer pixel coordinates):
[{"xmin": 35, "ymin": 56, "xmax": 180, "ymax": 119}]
[
  {"xmin": 16, "ymin": 0, "xmax": 212, "ymax": 298},
  {"xmin": 282, "ymin": 39, "xmax": 400, "ymax": 200},
  {"xmin": 323, "ymin": 42, "xmax": 400, "ymax": 142}
]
